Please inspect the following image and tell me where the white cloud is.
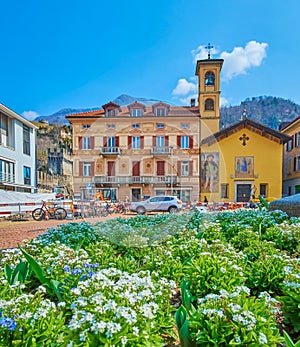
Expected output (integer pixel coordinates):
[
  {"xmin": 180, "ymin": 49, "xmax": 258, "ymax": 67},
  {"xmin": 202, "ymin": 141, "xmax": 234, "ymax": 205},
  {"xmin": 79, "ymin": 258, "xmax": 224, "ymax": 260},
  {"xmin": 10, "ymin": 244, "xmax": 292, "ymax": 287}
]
[
  {"xmin": 192, "ymin": 45, "xmax": 219, "ymax": 63},
  {"xmin": 178, "ymin": 93, "xmax": 198, "ymax": 105},
  {"xmin": 22, "ymin": 110, "xmax": 40, "ymax": 121},
  {"xmin": 220, "ymin": 97, "xmax": 229, "ymax": 107},
  {"xmin": 221, "ymin": 41, "xmax": 268, "ymax": 80},
  {"xmin": 172, "ymin": 78, "xmax": 197, "ymax": 96},
  {"xmin": 172, "ymin": 41, "xmax": 268, "ymax": 104}
]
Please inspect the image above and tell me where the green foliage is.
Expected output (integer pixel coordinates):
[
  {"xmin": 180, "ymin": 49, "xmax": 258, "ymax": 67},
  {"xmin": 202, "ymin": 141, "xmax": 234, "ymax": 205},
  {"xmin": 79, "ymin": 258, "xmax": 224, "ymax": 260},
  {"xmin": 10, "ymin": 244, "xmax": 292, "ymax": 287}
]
[
  {"xmin": 18, "ymin": 246, "xmax": 63, "ymax": 302},
  {"xmin": 188, "ymin": 288, "xmax": 283, "ymax": 346},
  {"xmin": 1, "ymin": 210, "xmax": 300, "ymax": 345},
  {"xmin": 183, "ymin": 253, "xmax": 245, "ymax": 299},
  {"xmin": 280, "ymin": 272, "xmax": 300, "ymax": 333},
  {"xmin": 283, "ymin": 331, "xmax": 300, "ymax": 347},
  {"xmin": 4, "ymin": 261, "xmax": 31, "ymax": 285}
]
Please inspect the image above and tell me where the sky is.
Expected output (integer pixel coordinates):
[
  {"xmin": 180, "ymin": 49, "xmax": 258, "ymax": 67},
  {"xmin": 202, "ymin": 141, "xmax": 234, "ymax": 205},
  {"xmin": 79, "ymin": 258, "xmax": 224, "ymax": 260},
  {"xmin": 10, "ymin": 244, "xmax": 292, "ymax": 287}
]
[{"xmin": 1, "ymin": 0, "xmax": 300, "ymax": 120}]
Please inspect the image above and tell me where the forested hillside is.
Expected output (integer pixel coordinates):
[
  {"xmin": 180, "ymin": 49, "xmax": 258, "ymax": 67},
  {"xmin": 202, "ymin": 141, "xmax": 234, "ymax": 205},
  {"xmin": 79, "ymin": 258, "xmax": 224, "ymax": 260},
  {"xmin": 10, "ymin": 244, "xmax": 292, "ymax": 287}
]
[{"xmin": 220, "ymin": 96, "xmax": 300, "ymax": 129}]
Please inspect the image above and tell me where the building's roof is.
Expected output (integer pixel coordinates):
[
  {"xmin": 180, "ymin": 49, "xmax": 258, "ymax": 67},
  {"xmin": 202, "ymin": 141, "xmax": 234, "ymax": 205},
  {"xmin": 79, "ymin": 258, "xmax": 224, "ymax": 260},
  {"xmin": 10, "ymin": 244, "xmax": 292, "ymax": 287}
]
[
  {"xmin": 201, "ymin": 117, "xmax": 291, "ymax": 145},
  {"xmin": 0, "ymin": 103, "xmax": 38, "ymax": 129},
  {"xmin": 279, "ymin": 116, "xmax": 300, "ymax": 132},
  {"xmin": 66, "ymin": 103, "xmax": 200, "ymax": 119}
]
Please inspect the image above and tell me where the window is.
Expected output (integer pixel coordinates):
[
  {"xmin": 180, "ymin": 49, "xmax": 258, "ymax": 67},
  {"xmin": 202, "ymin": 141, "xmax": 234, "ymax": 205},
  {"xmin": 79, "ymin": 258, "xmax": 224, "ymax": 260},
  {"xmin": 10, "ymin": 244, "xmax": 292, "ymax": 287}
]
[
  {"xmin": 23, "ymin": 126, "xmax": 31, "ymax": 155},
  {"xmin": 156, "ymin": 123, "xmax": 165, "ymax": 129},
  {"xmin": 260, "ymin": 184, "xmax": 267, "ymax": 197},
  {"xmin": 221, "ymin": 184, "xmax": 229, "ymax": 198},
  {"xmin": 205, "ymin": 71, "xmax": 215, "ymax": 86},
  {"xmin": 107, "ymin": 137, "xmax": 115, "ymax": 147},
  {"xmin": 155, "ymin": 189, "xmax": 166, "ymax": 196},
  {"xmin": 83, "ymin": 162, "xmax": 91, "ymax": 177},
  {"xmin": 82, "ymin": 124, "xmax": 91, "ymax": 129},
  {"xmin": 83, "ymin": 137, "xmax": 91, "ymax": 150},
  {"xmin": 181, "ymin": 123, "xmax": 189, "ymax": 129},
  {"xmin": 155, "ymin": 108, "xmax": 167, "ymax": 116},
  {"xmin": 0, "ymin": 159, "xmax": 15, "ymax": 183},
  {"xmin": 132, "ymin": 123, "xmax": 140, "ymax": 128},
  {"xmin": 296, "ymin": 132, "xmax": 300, "ymax": 147},
  {"xmin": 132, "ymin": 136, "xmax": 140, "ymax": 149},
  {"xmin": 24, "ymin": 166, "xmax": 31, "ymax": 185},
  {"xmin": 181, "ymin": 161, "xmax": 189, "ymax": 176},
  {"xmin": 0, "ymin": 113, "xmax": 13, "ymax": 148},
  {"xmin": 105, "ymin": 109, "xmax": 117, "ymax": 117},
  {"xmin": 287, "ymin": 139, "xmax": 293, "ymax": 152},
  {"xmin": 131, "ymin": 109, "xmax": 142, "ymax": 117},
  {"xmin": 156, "ymin": 136, "xmax": 165, "ymax": 147},
  {"xmin": 181, "ymin": 136, "xmax": 189, "ymax": 149},
  {"xmin": 205, "ymin": 98, "xmax": 214, "ymax": 111},
  {"xmin": 107, "ymin": 124, "xmax": 116, "ymax": 129},
  {"xmin": 294, "ymin": 157, "xmax": 300, "ymax": 171}
]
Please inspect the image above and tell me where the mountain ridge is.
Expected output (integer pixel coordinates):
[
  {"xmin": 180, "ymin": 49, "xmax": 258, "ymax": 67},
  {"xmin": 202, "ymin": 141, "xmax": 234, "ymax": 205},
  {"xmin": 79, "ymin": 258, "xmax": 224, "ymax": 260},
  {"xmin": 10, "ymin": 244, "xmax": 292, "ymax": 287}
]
[{"xmin": 34, "ymin": 94, "xmax": 300, "ymax": 130}]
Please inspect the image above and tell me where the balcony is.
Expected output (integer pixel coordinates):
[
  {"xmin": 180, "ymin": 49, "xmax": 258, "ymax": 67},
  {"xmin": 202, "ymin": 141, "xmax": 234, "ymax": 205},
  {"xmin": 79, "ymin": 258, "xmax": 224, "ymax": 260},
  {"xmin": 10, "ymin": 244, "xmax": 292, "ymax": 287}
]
[
  {"xmin": 100, "ymin": 147, "xmax": 121, "ymax": 155},
  {"xmin": 150, "ymin": 146, "xmax": 172, "ymax": 155},
  {"xmin": 93, "ymin": 175, "xmax": 179, "ymax": 185}
]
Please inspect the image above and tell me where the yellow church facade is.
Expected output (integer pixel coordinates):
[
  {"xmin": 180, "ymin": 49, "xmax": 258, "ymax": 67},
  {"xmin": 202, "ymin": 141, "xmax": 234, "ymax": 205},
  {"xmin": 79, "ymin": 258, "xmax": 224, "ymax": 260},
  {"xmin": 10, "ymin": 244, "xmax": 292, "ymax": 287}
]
[{"xmin": 200, "ymin": 118, "xmax": 290, "ymax": 203}]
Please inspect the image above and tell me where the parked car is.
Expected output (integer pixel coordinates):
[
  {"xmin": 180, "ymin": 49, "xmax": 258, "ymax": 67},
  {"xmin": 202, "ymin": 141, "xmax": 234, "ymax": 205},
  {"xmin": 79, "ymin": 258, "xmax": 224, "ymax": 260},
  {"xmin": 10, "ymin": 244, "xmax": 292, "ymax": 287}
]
[{"xmin": 129, "ymin": 196, "xmax": 182, "ymax": 214}]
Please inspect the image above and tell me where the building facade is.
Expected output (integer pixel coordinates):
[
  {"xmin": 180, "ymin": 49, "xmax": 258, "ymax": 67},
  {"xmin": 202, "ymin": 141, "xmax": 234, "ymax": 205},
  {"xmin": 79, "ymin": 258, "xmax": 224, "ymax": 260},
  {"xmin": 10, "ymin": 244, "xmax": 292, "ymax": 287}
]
[
  {"xmin": 66, "ymin": 56, "xmax": 226, "ymax": 202},
  {"xmin": 281, "ymin": 117, "xmax": 300, "ymax": 196},
  {"xmin": 67, "ymin": 103, "xmax": 200, "ymax": 202},
  {"xmin": 0, "ymin": 103, "xmax": 37, "ymax": 192},
  {"xmin": 200, "ymin": 117, "xmax": 290, "ymax": 203}
]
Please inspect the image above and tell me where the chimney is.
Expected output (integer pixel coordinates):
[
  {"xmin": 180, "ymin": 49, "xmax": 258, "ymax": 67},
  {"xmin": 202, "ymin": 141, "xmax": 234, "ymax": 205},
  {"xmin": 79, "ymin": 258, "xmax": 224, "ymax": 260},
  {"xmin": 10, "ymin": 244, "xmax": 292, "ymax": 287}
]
[{"xmin": 190, "ymin": 98, "xmax": 196, "ymax": 107}]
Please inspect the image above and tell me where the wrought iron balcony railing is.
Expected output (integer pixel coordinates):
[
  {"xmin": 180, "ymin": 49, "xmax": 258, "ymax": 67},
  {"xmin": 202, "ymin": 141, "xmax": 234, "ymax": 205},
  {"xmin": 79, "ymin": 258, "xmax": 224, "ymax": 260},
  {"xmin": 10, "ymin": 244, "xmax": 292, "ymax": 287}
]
[
  {"xmin": 150, "ymin": 146, "xmax": 172, "ymax": 155},
  {"xmin": 100, "ymin": 147, "xmax": 121, "ymax": 155},
  {"xmin": 93, "ymin": 175, "xmax": 179, "ymax": 185}
]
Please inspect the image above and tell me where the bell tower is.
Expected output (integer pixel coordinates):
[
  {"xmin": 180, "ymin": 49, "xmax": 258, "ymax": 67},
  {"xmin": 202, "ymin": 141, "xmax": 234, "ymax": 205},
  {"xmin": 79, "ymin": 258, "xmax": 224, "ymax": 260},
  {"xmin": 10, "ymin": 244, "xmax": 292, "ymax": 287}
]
[{"xmin": 195, "ymin": 43, "xmax": 224, "ymax": 140}]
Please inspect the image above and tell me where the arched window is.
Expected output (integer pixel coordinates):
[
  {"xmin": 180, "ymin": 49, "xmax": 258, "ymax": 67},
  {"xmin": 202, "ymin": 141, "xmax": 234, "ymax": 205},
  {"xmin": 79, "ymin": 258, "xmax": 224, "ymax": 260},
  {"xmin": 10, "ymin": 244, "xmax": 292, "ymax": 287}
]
[
  {"xmin": 205, "ymin": 98, "xmax": 214, "ymax": 111},
  {"xmin": 205, "ymin": 71, "xmax": 215, "ymax": 86}
]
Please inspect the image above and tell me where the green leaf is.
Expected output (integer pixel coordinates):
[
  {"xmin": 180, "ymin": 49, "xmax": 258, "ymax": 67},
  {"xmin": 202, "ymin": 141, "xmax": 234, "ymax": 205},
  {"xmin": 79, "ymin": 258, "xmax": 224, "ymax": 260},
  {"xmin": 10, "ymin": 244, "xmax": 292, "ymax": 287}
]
[
  {"xmin": 4, "ymin": 264, "xmax": 12, "ymax": 284},
  {"xmin": 50, "ymin": 279, "xmax": 63, "ymax": 302},
  {"xmin": 175, "ymin": 305, "xmax": 193, "ymax": 347},
  {"xmin": 12, "ymin": 261, "xmax": 30, "ymax": 284},
  {"xmin": 283, "ymin": 331, "xmax": 295, "ymax": 347},
  {"xmin": 18, "ymin": 246, "xmax": 51, "ymax": 287}
]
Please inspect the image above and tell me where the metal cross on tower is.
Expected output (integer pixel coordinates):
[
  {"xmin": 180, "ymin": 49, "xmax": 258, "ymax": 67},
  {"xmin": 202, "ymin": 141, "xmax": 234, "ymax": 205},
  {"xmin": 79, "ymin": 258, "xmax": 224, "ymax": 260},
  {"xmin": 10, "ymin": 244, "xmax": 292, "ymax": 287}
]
[{"xmin": 205, "ymin": 43, "xmax": 214, "ymax": 59}]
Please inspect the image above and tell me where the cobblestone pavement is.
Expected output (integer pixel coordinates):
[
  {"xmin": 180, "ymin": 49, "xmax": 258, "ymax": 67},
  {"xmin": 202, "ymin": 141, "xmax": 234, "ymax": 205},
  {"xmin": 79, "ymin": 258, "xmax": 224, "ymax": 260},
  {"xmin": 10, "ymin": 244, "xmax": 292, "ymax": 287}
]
[{"xmin": 0, "ymin": 214, "xmax": 126, "ymax": 250}]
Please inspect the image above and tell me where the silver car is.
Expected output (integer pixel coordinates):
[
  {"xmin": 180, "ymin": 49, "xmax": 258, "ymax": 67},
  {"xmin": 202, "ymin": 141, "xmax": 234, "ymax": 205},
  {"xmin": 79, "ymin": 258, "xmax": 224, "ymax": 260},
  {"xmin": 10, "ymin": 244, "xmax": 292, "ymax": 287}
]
[{"xmin": 129, "ymin": 195, "xmax": 182, "ymax": 215}]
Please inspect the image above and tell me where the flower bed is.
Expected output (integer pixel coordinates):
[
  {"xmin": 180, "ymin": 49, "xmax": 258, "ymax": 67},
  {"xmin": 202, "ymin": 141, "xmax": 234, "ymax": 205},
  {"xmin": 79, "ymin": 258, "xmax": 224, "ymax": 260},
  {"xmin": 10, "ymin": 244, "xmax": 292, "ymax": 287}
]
[{"xmin": 0, "ymin": 210, "xmax": 300, "ymax": 346}]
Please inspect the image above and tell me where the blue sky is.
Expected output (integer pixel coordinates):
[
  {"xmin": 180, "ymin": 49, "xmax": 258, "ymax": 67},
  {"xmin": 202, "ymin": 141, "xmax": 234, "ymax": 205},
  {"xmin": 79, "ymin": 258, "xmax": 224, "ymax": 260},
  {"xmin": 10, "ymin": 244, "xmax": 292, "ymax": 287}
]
[{"xmin": 1, "ymin": 0, "xmax": 300, "ymax": 120}]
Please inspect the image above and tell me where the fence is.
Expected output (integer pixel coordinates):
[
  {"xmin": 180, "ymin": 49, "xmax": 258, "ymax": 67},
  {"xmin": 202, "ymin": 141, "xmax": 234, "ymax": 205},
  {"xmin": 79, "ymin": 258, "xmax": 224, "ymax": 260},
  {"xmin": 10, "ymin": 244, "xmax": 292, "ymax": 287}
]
[{"xmin": 0, "ymin": 200, "xmax": 74, "ymax": 219}]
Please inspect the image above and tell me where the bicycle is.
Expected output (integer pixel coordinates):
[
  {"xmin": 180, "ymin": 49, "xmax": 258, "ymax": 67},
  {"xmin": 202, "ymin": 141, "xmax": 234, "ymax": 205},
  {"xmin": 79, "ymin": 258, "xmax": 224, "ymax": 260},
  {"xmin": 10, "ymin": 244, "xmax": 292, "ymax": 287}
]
[{"xmin": 32, "ymin": 201, "xmax": 67, "ymax": 221}]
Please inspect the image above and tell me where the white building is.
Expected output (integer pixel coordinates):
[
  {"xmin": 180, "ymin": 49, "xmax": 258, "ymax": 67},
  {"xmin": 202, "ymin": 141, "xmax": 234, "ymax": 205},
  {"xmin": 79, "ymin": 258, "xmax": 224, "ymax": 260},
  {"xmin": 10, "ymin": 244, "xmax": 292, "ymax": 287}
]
[{"xmin": 0, "ymin": 103, "xmax": 37, "ymax": 192}]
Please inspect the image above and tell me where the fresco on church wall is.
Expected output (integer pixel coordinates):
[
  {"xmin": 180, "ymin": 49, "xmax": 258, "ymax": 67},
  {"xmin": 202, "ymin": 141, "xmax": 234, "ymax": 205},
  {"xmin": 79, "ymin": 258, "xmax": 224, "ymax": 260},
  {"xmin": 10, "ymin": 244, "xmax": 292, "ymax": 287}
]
[
  {"xmin": 235, "ymin": 156, "xmax": 254, "ymax": 178},
  {"xmin": 201, "ymin": 152, "xmax": 219, "ymax": 193}
]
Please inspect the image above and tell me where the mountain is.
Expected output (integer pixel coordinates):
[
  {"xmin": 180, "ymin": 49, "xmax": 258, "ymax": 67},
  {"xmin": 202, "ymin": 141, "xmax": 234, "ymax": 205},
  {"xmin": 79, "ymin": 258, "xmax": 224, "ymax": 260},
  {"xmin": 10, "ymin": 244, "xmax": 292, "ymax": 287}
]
[
  {"xmin": 34, "ymin": 94, "xmax": 300, "ymax": 130},
  {"xmin": 220, "ymin": 96, "xmax": 300, "ymax": 130},
  {"xmin": 113, "ymin": 94, "xmax": 160, "ymax": 106},
  {"xmin": 34, "ymin": 107, "xmax": 100, "ymax": 125},
  {"xmin": 34, "ymin": 95, "xmax": 160, "ymax": 124}
]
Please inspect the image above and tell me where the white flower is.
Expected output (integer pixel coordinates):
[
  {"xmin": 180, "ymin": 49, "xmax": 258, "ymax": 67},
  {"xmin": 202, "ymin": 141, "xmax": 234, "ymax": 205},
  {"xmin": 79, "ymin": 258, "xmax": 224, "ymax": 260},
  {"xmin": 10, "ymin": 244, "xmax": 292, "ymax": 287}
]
[{"xmin": 132, "ymin": 326, "xmax": 139, "ymax": 336}]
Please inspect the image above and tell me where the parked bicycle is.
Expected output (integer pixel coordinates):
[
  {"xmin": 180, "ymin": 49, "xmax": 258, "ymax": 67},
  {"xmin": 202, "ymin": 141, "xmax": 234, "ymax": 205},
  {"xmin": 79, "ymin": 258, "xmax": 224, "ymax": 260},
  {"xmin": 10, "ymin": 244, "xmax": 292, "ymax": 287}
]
[{"xmin": 32, "ymin": 201, "xmax": 67, "ymax": 221}]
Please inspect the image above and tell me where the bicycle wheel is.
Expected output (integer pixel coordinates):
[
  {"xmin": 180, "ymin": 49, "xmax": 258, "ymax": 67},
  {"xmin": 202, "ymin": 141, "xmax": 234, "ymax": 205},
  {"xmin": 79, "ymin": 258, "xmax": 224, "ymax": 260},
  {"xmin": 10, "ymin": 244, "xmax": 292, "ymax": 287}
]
[
  {"xmin": 32, "ymin": 208, "xmax": 44, "ymax": 221},
  {"xmin": 54, "ymin": 207, "xmax": 67, "ymax": 220}
]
